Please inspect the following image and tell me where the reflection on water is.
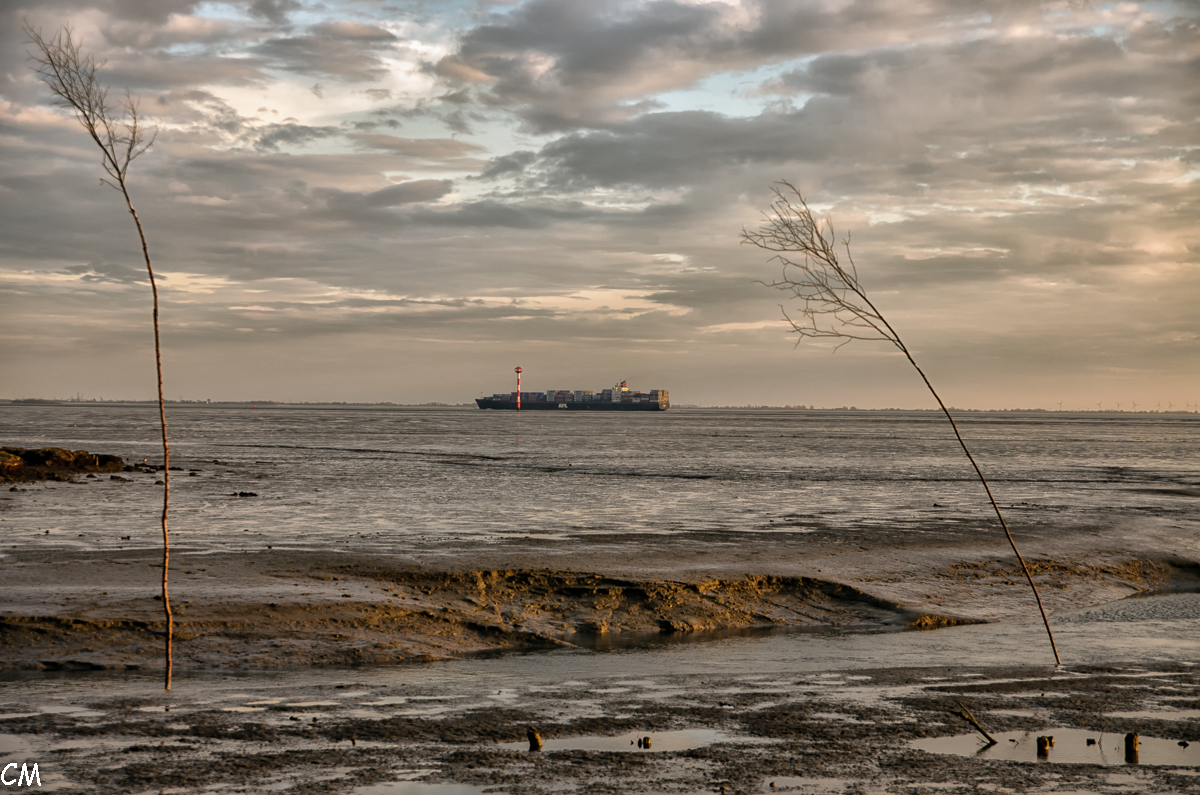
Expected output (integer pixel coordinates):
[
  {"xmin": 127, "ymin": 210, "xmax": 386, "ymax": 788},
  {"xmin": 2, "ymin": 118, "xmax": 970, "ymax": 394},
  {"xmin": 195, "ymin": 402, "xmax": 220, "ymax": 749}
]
[
  {"xmin": 355, "ymin": 782, "xmax": 489, "ymax": 795},
  {"xmin": 911, "ymin": 728, "xmax": 1200, "ymax": 766},
  {"xmin": 495, "ymin": 728, "xmax": 754, "ymax": 752}
]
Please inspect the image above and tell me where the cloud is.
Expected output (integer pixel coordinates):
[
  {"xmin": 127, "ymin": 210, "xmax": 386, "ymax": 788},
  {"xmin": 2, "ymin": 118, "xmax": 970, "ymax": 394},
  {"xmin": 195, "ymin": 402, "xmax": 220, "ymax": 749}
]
[
  {"xmin": 101, "ymin": 14, "xmax": 240, "ymax": 48},
  {"xmin": 476, "ymin": 150, "xmax": 537, "ymax": 180},
  {"xmin": 247, "ymin": 0, "xmax": 300, "ymax": 25},
  {"xmin": 3, "ymin": 0, "xmax": 1197, "ymax": 407},
  {"xmin": 108, "ymin": 0, "xmax": 203, "ymax": 23},
  {"xmin": 432, "ymin": 0, "xmax": 995, "ymax": 132},
  {"xmin": 348, "ymin": 134, "xmax": 486, "ymax": 160},
  {"xmin": 434, "ymin": 0, "xmax": 740, "ymax": 131},
  {"xmin": 366, "ymin": 179, "xmax": 453, "ymax": 206},
  {"xmin": 253, "ymin": 20, "xmax": 399, "ymax": 81},
  {"xmin": 63, "ymin": 260, "xmax": 149, "ymax": 284},
  {"xmin": 529, "ymin": 110, "xmax": 810, "ymax": 190},
  {"xmin": 245, "ymin": 122, "xmax": 341, "ymax": 151}
]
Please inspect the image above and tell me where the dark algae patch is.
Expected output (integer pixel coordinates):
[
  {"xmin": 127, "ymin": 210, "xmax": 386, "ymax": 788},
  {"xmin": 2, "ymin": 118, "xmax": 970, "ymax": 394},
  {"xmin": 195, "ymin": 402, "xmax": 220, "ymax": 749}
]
[{"xmin": 0, "ymin": 447, "xmax": 127, "ymax": 482}]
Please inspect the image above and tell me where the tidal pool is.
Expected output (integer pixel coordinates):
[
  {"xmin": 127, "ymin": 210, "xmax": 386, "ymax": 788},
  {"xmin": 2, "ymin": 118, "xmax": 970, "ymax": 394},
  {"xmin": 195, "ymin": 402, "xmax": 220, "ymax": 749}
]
[{"xmin": 911, "ymin": 728, "xmax": 1199, "ymax": 766}]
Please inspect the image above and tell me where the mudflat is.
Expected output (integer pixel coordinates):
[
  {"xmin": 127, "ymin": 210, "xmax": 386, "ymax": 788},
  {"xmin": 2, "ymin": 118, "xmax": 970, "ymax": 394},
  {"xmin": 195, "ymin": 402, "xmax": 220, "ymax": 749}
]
[
  {"xmin": 2, "ymin": 525, "xmax": 1195, "ymax": 671},
  {"xmin": 2, "ymin": 660, "xmax": 1198, "ymax": 793}
]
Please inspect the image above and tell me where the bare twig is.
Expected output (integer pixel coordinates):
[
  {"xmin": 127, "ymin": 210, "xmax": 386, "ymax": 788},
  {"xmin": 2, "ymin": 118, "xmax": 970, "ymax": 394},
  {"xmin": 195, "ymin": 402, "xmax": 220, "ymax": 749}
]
[
  {"xmin": 26, "ymin": 23, "xmax": 174, "ymax": 688},
  {"xmin": 743, "ymin": 181, "xmax": 1061, "ymax": 665},
  {"xmin": 956, "ymin": 700, "xmax": 997, "ymax": 745}
]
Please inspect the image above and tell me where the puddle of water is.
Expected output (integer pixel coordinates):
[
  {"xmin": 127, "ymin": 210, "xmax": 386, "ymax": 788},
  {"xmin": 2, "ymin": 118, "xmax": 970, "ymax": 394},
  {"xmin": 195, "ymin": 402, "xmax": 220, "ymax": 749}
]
[
  {"xmin": 758, "ymin": 777, "xmax": 857, "ymax": 793},
  {"xmin": 355, "ymin": 784, "xmax": 491, "ymax": 795},
  {"xmin": 496, "ymin": 728, "xmax": 764, "ymax": 753},
  {"xmin": 354, "ymin": 771, "xmax": 486, "ymax": 795},
  {"xmin": 285, "ymin": 701, "xmax": 339, "ymax": 707},
  {"xmin": 911, "ymin": 728, "xmax": 1200, "ymax": 766}
]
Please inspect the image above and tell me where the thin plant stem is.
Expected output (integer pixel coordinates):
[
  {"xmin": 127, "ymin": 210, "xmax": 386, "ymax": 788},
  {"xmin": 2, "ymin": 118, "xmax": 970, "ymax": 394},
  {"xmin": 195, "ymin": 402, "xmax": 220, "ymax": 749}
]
[
  {"xmin": 26, "ymin": 23, "xmax": 174, "ymax": 687},
  {"xmin": 904, "ymin": 353, "xmax": 1059, "ymax": 664},
  {"xmin": 128, "ymin": 194, "xmax": 172, "ymax": 689},
  {"xmin": 744, "ymin": 181, "xmax": 1061, "ymax": 665}
]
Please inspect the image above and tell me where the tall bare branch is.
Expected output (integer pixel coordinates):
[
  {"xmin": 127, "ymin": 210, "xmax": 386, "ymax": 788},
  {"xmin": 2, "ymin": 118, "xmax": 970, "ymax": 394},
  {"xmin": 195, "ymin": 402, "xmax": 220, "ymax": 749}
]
[
  {"xmin": 743, "ymin": 181, "xmax": 1061, "ymax": 665},
  {"xmin": 26, "ymin": 23, "xmax": 175, "ymax": 688}
]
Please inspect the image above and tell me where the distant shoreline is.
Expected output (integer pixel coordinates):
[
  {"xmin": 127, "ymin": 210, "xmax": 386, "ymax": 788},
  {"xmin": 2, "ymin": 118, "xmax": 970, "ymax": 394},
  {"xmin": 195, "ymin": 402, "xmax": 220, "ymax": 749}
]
[{"xmin": 2, "ymin": 399, "xmax": 1198, "ymax": 414}]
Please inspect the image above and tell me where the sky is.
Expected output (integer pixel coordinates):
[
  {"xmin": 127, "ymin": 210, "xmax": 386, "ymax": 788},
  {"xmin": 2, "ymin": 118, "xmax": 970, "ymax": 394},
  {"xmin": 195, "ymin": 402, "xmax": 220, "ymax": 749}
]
[{"xmin": 2, "ymin": 0, "xmax": 1197, "ymax": 409}]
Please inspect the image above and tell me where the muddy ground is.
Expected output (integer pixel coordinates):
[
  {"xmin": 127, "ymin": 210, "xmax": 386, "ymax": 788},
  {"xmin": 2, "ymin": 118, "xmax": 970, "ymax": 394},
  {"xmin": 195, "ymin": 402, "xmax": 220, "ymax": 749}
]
[
  {"xmin": 2, "ymin": 661, "xmax": 1199, "ymax": 793},
  {"xmin": 3, "ymin": 471, "xmax": 1198, "ymax": 793},
  {"xmin": 2, "ymin": 539, "xmax": 1197, "ymax": 672}
]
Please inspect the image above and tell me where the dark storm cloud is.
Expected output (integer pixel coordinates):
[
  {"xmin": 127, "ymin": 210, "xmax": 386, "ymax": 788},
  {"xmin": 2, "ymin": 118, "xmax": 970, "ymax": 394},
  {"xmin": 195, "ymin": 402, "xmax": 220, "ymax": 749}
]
[{"xmin": 253, "ymin": 20, "xmax": 398, "ymax": 81}]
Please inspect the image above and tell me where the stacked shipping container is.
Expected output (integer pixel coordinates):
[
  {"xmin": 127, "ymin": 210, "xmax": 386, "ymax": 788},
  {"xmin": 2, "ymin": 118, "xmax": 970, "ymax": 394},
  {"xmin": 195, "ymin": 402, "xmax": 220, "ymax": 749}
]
[{"xmin": 476, "ymin": 383, "xmax": 669, "ymax": 411}]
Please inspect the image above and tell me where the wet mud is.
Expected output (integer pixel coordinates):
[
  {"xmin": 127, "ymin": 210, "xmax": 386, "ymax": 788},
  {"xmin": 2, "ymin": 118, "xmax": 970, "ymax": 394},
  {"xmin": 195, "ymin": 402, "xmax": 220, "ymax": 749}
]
[
  {"xmin": 2, "ymin": 546, "xmax": 1195, "ymax": 672},
  {"xmin": 2, "ymin": 662, "xmax": 1198, "ymax": 793}
]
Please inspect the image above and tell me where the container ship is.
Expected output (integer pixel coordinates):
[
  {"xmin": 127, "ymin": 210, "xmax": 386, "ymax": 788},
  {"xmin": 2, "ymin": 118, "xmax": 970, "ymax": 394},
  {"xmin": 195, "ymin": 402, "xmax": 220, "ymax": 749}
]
[{"xmin": 476, "ymin": 380, "xmax": 669, "ymax": 411}]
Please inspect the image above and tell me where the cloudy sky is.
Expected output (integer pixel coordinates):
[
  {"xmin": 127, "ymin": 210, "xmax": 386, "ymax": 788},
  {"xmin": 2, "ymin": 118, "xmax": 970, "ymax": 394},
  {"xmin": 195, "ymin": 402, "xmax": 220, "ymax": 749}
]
[{"xmin": 2, "ymin": 0, "xmax": 1197, "ymax": 408}]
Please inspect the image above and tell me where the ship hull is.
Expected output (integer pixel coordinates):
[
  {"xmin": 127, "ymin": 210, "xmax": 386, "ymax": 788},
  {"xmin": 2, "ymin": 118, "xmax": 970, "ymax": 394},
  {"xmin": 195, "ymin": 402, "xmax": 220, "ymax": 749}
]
[{"xmin": 475, "ymin": 399, "xmax": 667, "ymax": 411}]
